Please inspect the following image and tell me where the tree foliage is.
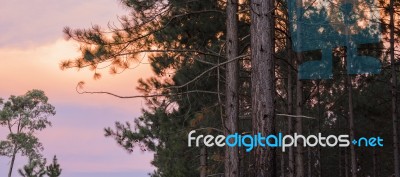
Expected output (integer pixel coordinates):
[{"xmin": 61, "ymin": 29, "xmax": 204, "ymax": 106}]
[
  {"xmin": 18, "ymin": 158, "xmax": 47, "ymax": 177},
  {"xmin": 62, "ymin": 0, "xmax": 400, "ymax": 176},
  {"xmin": 46, "ymin": 156, "xmax": 62, "ymax": 177},
  {"xmin": 0, "ymin": 90, "xmax": 56, "ymax": 177}
]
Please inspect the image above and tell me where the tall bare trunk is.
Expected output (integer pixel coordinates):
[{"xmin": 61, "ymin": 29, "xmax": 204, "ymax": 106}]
[
  {"xmin": 295, "ymin": 56, "xmax": 304, "ymax": 177},
  {"xmin": 373, "ymin": 147, "xmax": 377, "ymax": 177},
  {"xmin": 200, "ymin": 147, "xmax": 207, "ymax": 177},
  {"xmin": 338, "ymin": 112, "xmax": 343, "ymax": 177},
  {"xmin": 281, "ymin": 122, "xmax": 285, "ymax": 177},
  {"xmin": 225, "ymin": 0, "xmax": 240, "ymax": 177},
  {"xmin": 294, "ymin": 0, "xmax": 304, "ymax": 175},
  {"xmin": 287, "ymin": 38, "xmax": 295, "ymax": 177},
  {"xmin": 250, "ymin": 0, "xmax": 276, "ymax": 176},
  {"xmin": 339, "ymin": 149, "xmax": 342, "ymax": 177},
  {"xmin": 347, "ymin": 74, "xmax": 357, "ymax": 177},
  {"xmin": 240, "ymin": 143, "xmax": 246, "ymax": 177},
  {"xmin": 390, "ymin": 0, "xmax": 400, "ymax": 175},
  {"xmin": 307, "ymin": 123, "xmax": 311, "ymax": 177},
  {"xmin": 316, "ymin": 81, "xmax": 322, "ymax": 177},
  {"xmin": 345, "ymin": 148, "xmax": 349, "ymax": 177}
]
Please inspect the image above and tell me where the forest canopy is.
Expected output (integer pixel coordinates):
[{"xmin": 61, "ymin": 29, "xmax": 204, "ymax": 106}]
[{"xmin": 61, "ymin": 0, "xmax": 400, "ymax": 177}]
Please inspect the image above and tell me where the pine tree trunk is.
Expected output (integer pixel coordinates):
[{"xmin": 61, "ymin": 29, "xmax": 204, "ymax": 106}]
[
  {"xmin": 240, "ymin": 143, "xmax": 246, "ymax": 177},
  {"xmin": 250, "ymin": 0, "xmax": 276, "ymax": 176},
  {"xmin": 225, "ymin": 0, "xmax": 239, "ymax": 177},
  {"xmin": 307, "ymin": 123, "xmax": 312, "ymax": 177},
  {"xmin": 345, "ymin": 148, "xmax": 349, "ymax": 177},
  {"xmin": 347, "ymin": 74, "xmax": 357, "ymax": 177},
  {"xmin": 281, "ymin": 124, "xmax": 285, "ymax": 177},
  {"xmin": 339, "ymin": 149, "xmax": 342, "ymax": 177},
  {"xmin": 338, "ymin": 110, "xmax": 343, "ymax": 177},
  {"xmin": 373, "ymin": 147, "xmax": 377, "ymax": 177},
  {"xmin": 287, "ymin": 38, "xmax": 295, "ymax": 177},
  {"xmin": 294, "ymin": 0, "xmax": 304, "ymax": 173},
  {"xmin": 390, "ymin": 0, "xmax": 400, "ymax": 175},
  {"xmin": 296, "ymin": 56, "xmax": 304, "ymax": 177},
  {"xmin": 200, "ymin": 147, "xmax": 207, "ymax": 177},
  {"xmin": 316, "ymin": 81, "xmax": 322, "ymax": 177}
]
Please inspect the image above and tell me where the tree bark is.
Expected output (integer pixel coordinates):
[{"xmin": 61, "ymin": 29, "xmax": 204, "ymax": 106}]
[
  {"xmin": 295, "ymin": 55, "xmax": 304, "ymax": 177},
  {"xmin": 200, "ymin": 147, "xmax": 207, "ymax": 177},
  {"xmin": 339, "ymin": 149, "xmax": 342, "ymax": 177},
  {"xmin": 347, "ymin": 75, "xmax": 357, "ymax": 177},
  {"xmin": 294, "ymin": 0, "xmax": 304, "ymax": 175},
  {"xmin": 345, "ymin": 148, "xmax": 349, "ymax": 177},
  {"xmin": 280, "ymin": 121, "xmax": 285, "ymax": 177},
  {"xmin": 8, "ymin": 145, "xmax": 18, "ymax": 177},
  {"xmin": 287, "ymin": 37, "xmax": 295, "ymax": 177},
  {"xmin": 250, "ymin": 0, "xmax": 276, "ymax": 176},
  {"xmin": 225, "ymin": 0, "xmax": 240, "ymax": 177},
  {"xmin": 373, "ymin": 147, "xmax": 377, "ymax": 177},
  {"xmin": 316, "ymin": 81, "xmax": 322, "ymax": 177},
  {"xmin": 390, "ymin": 0, "xmax": 400, "ymax": 175},
  {"xmin": 338, "ymin": 112, "xmax": 343, "ymax": 177},
  {"xmin": 307, "ymin": 123, "xmax": 311, "ymax": 177}
]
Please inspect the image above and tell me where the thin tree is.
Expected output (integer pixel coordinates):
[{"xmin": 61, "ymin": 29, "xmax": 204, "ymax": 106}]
[
  {"xmin": 0, "ymin": 90, "xmax": 56, "ymax": 177},
  {"xmin": 285, "ymin": 7, "xmax": 295, "ymax": 177},
  {"xmin": 294, "ymin": 0, "xmax": 304, "ymax": 176},
  {"xmin": 46, "ymin": 155, "xmax": 62, "ymax": 177},
  {"xmin": 346, "ymin": 54, "xmax": 357, "ymax": 177},
  {"xmin": 295, "ymin": 55, "xmax": 304, "ymax": 177},
  {"xmin": 250, "ymin": 0, "xmax": 276, "ymax": 176},
  {"xmin": 287, "ymin": 37, "xmax": 295, "ymax": 177},
  {"xmin": 389, "ymin": 0, "xmax": 400, "ymax": 175},
  {"xmin": 18, "ymin": 157, "xmax": 46, "ymax": 177},
  {"xmin": 225, "ymin": 0, "xmax": 240, "ymax": 177}
]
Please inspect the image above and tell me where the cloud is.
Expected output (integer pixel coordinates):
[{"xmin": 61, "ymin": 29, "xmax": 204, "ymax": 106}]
[
  {"xmin": 0, "ymin": 0, "xmax": 127, "ymax": 48},
  {"xmin": 38, "ymin": 104, "xmax": 154, "ymax": 173},
  {"xmin": 0, "ymin": 38, "xmax": 152, "ymax": 110},
  {"xmin": 0, "ymin": 2, "xmax": 157, "ymax": 175},
  {"xmin": 0, "ymin": 37, "xmax": 154, "ymax": 177}
]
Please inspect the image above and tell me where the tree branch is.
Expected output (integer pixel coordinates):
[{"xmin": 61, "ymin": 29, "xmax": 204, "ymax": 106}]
[
  {"xmin": 76, "ymin": 84, "xmax": 220, "ymax": 99},
  {"xmin": 168, "ymin": 54, "xmax": 250, "ymax": 89}
]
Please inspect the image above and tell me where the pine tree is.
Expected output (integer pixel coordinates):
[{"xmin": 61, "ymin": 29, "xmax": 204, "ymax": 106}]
[
  {"xmin": 250, "ymin": 0, "xmax": 276, "ymax": 176},
  {"xmin": 46, "ymin": 156, "xmax": 62, "ymax": 177},
  {"xmin": 225, "ymin": 0, "xmax": 240, "ymax": 177},
  {"xmin": 18, "ymin": 158, "xmax": 46, "ymax": 177},
  {"xmin": 60, "ymin": 0, "xmax": 400, "ymax": 176},
  {"xmin": 389, "ymin": 0, "xmax": 400, "ymax": 176}
]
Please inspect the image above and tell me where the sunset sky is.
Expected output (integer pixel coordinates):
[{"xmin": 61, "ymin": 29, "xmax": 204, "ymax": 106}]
[{"xmin": 0, "ymin": 1, "xmax": 154, "ymax": 176}]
